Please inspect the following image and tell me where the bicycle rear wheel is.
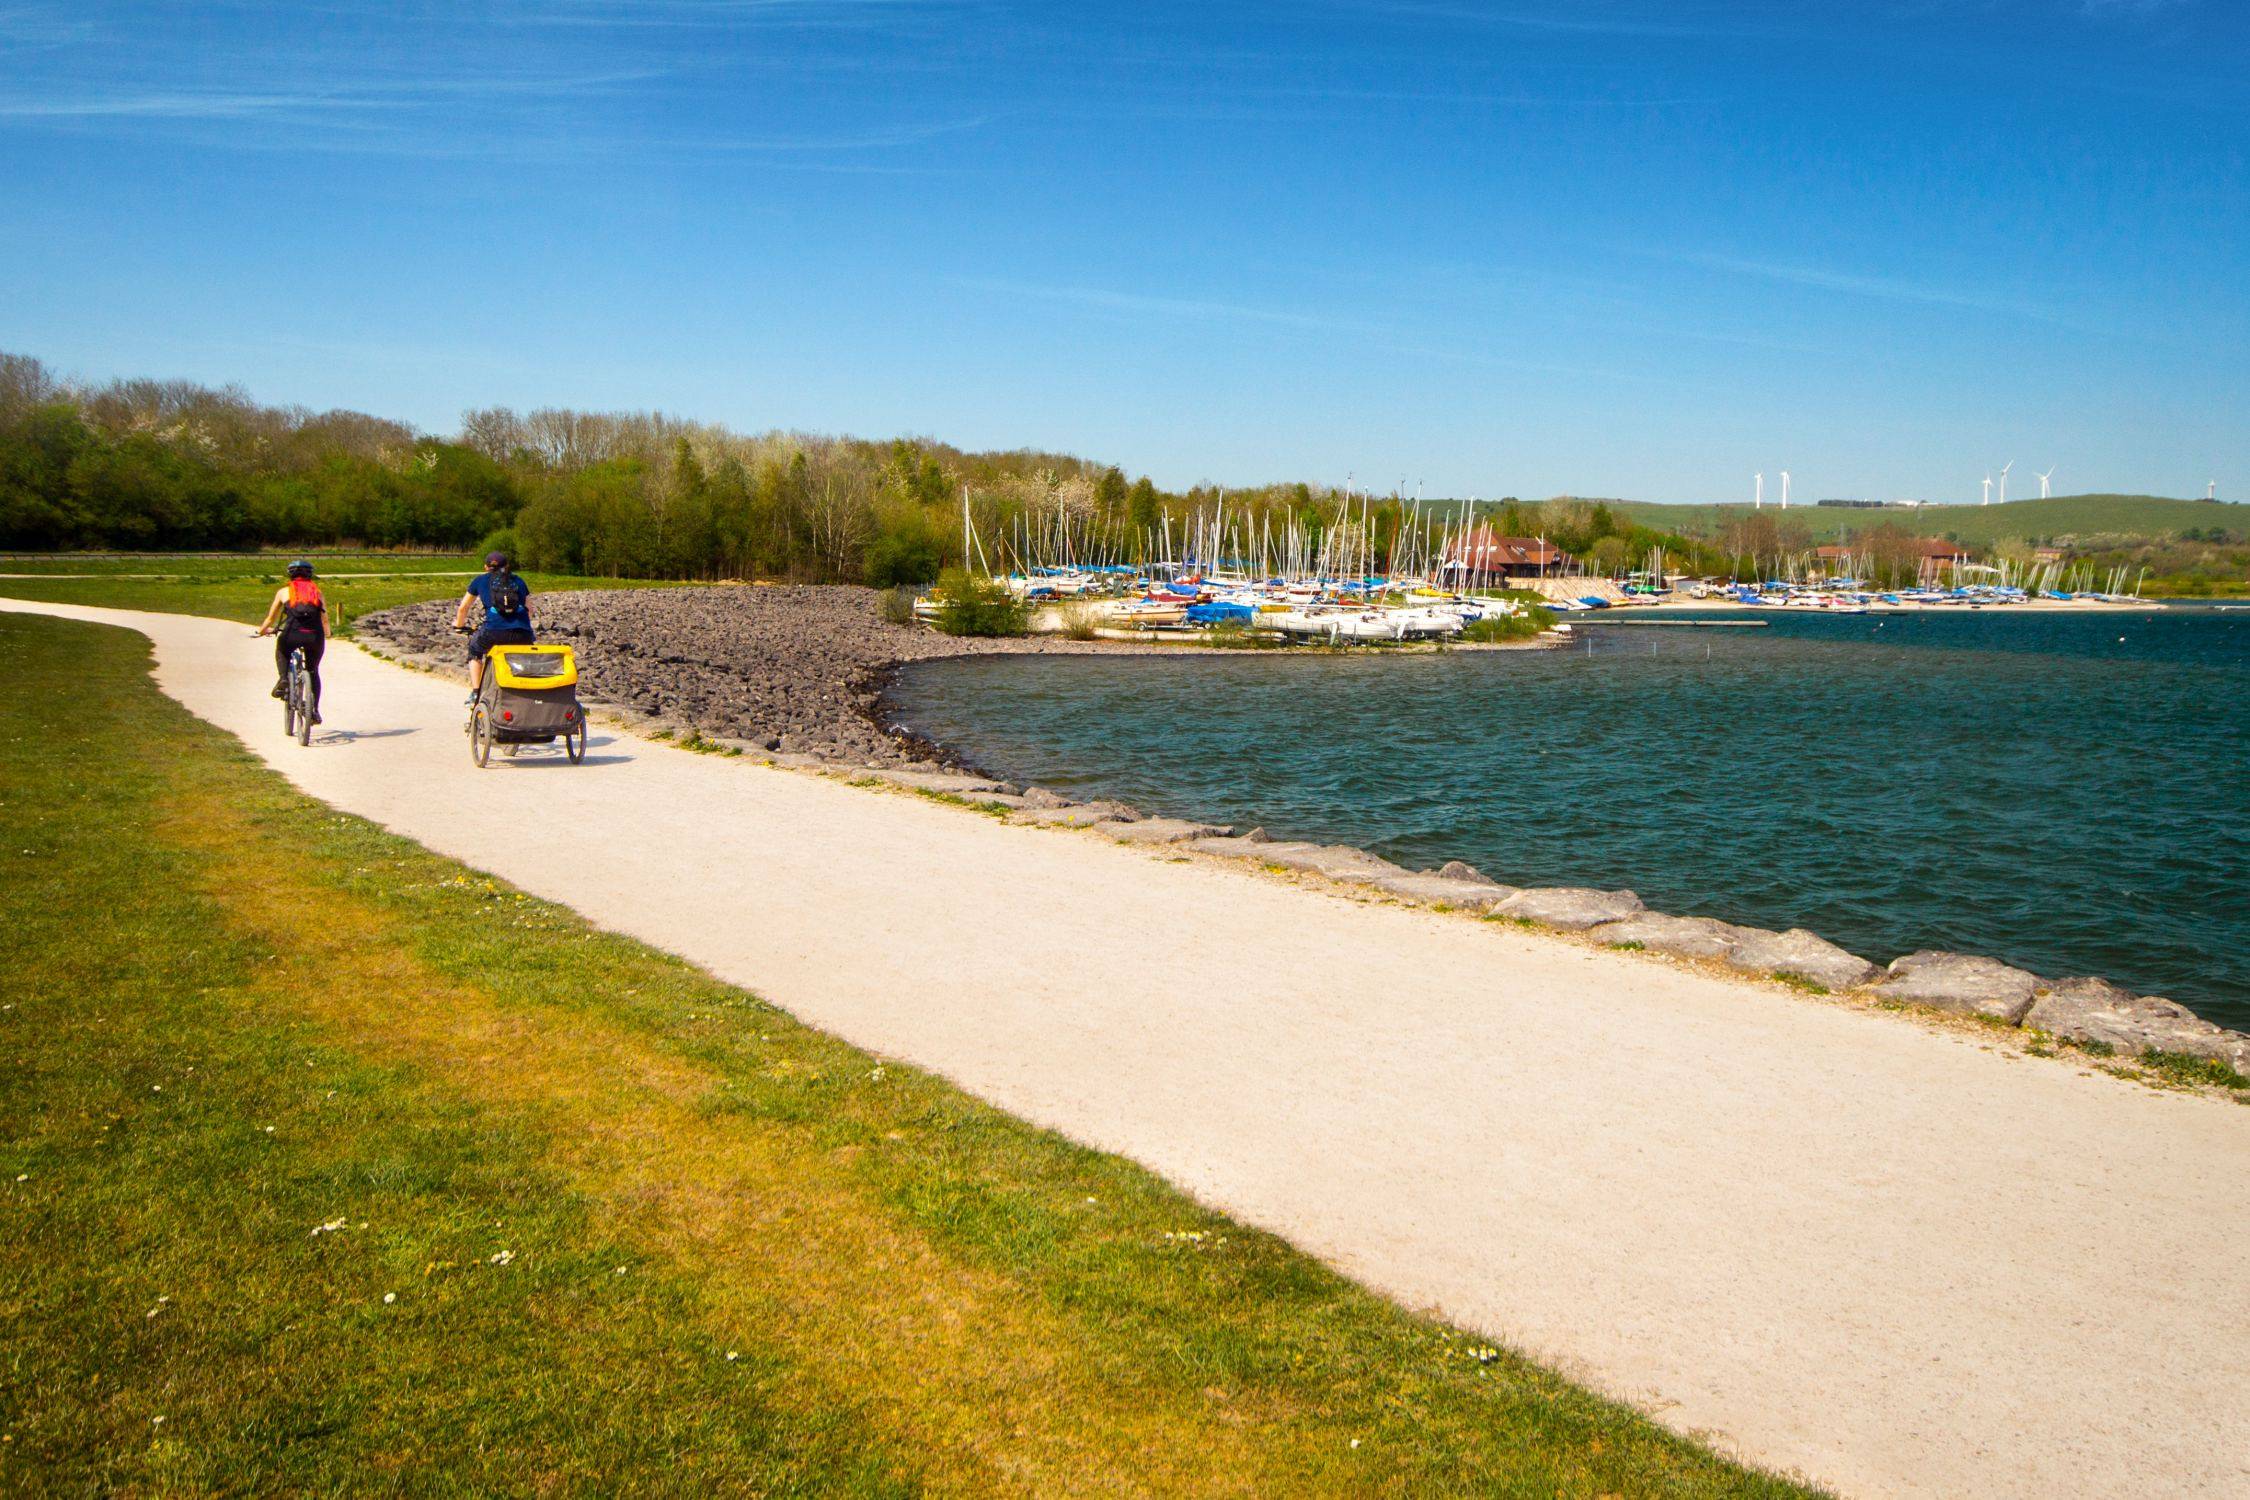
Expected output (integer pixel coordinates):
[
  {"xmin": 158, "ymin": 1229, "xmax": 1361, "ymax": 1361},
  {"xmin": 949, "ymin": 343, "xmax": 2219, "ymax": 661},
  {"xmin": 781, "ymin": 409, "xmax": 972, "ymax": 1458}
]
[
  {"xmin": 470, "ymin": 703, "xmax": 494, "ymax": 767},
  {"xmin": 282, "ymin": 660, "xmax": 299, "ymax": 739}
]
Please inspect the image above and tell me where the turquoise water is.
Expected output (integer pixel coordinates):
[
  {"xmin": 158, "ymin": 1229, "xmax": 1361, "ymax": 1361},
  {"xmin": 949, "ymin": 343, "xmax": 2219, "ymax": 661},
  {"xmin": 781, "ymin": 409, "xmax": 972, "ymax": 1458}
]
[{"xmin": 886, "ymin": 607, "xmax": 2250, "ymax": 1029}]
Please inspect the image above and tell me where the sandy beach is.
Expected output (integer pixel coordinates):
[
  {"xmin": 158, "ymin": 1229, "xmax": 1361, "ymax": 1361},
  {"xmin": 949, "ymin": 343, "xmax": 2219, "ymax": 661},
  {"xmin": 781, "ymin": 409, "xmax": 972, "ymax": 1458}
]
[{"xmin": 7, "ymin": 596, "xmax": 2245, "ymax": 1499}]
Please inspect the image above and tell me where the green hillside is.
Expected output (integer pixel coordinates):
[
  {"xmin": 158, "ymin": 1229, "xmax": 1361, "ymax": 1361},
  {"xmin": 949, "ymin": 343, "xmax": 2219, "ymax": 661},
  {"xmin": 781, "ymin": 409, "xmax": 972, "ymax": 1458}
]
[{"xmin": 1606, "ymin": 494, "xmax": 2246, "ymax": 545}]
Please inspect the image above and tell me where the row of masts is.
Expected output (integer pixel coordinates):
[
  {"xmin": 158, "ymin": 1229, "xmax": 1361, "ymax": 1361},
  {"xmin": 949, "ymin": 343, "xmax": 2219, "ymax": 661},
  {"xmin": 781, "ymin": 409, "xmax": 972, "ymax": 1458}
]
[{"xmin": 966, "ymin": 488, "xmax": 1574, "ymax": 587}]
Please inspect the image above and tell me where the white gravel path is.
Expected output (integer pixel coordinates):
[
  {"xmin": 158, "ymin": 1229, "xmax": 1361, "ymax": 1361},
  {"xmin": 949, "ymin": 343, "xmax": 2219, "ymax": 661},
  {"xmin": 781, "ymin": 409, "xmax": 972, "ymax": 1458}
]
[{"xmin": 11, "ymin": 599, "xmax": 2246, "ymax": 1500}]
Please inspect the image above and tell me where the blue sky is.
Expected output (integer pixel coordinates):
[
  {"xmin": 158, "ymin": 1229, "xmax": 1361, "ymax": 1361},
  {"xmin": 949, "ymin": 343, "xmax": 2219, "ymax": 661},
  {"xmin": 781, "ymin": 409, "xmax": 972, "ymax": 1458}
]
[{"xmin": 1, "ymin": 0, "xmax": 2244, "ymax": 502}]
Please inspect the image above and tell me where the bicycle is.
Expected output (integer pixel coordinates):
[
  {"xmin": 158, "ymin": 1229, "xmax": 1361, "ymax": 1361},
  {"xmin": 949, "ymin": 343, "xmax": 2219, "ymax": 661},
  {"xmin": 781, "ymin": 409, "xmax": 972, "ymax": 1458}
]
[
  {"xmin": 256, "ymin": 632, "xmax": 316, "ymax": 746},
  {"xmin": 284, "ymin": 644, "xmax": 314, "ymax": 746}
]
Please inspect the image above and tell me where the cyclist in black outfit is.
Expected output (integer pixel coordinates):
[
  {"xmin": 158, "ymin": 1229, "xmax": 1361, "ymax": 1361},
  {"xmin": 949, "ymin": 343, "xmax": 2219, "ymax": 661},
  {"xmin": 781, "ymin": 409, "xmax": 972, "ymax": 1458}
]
[{"xmin": 256, "ymin": 559, "xmax": 329, "ymax": 724}]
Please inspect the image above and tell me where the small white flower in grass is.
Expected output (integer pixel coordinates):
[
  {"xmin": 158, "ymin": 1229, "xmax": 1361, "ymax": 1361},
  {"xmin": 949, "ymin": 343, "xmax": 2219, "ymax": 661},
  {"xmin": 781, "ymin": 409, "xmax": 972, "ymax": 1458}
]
[
  {"xmin": 152, "ymin": 1416, "xmax": 165, "ymax": 1427},
  {"xmin": 14, "ymin": 1175, "xmax": 25, "ymax": 1184},
  {"xmin": 868, "ymin": 1065, "xmax": 885, "ymax": 1082},
  {"xmin": 488, "ymin": 1249, "xmax": 514, "ymax": 1266},
  {"xmin": 614, "ymin": 1266, "xmax": 627, "ymax": 1276},
  {"xmin": 1349, "ymin": 1438, "xmax": 1360, "ymax": 1450},
  {"xmin": 1084, "ymin": 1197, "xmax": 1098, "ymax": 1205},
  {"xmin": 310, "ymin": 1218, "xmax": 347, "ymax": 1237},
  {"xmin": 383, "ymin": 1292, "xmax": 396, "ymax": 1304},
  {"xmin": 262, "ymin": 1126, "xmax": 275, "ymax": 1134}
]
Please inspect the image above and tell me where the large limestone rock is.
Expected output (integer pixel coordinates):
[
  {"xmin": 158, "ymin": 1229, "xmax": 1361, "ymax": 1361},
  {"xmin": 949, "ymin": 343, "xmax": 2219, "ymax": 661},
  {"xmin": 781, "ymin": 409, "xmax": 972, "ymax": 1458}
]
[
  {"xmin": 1494, "ymin": 886, "xmax": 1644, "ymax": 930},
  {"xmin": 2026, "ymin": 979, "xmax": 2250, "ymax": 1069},
  {"xmin": 1368, "ymin": 872, "xmax": 1519, "ymax": 910},
  {"xmin": 1584, "ymin": 913, "xmax": 1745, "ymax": 960},
  {"xmin": 1016, "ymin": 801, "xmax": 1140, "ymax": 828},
  {"xmin": 1881, "ymin": 951, "xmax": 2041, "ymax": 1024},
  {"xmin": 1099, "ymin": 816, "xmax": 1227, "ymax": 846},
  {"xmin": 1019, "ymin": 786, "xmax": 1077, "ymax": 809},
  {"xmin": 1723, "ymin": 927, "xmax": 1879, "ymax": 990},
  {"xmin": 1195, "ymin": 838, "xmax": 1409, "ymax": 885}
]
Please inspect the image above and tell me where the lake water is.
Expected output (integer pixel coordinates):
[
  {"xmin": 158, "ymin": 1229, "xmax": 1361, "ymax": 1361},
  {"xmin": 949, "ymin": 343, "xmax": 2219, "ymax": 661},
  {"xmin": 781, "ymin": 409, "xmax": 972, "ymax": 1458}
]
[{"xmin": 886, "ymin": 606, "xmax": 2250, "ymax": 1030}]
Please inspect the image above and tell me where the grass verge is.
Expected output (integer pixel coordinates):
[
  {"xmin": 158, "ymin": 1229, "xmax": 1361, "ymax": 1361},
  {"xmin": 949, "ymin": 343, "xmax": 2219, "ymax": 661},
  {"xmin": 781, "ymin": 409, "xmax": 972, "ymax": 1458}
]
[
  {"xmin": 0, "ymin": 612, "xmax": 1815, "ymax": 1497},
  {"xmin": 0, "ymin": 552, "xmax": 681, "ymax": 636}
]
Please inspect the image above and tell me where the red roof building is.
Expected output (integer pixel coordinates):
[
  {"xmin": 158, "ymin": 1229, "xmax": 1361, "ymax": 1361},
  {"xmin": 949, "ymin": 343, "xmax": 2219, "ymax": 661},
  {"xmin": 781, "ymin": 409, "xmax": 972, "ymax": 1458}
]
[{"xmin": 1440, "ymin": 528, "xmax": 1573, "ymax": 582}]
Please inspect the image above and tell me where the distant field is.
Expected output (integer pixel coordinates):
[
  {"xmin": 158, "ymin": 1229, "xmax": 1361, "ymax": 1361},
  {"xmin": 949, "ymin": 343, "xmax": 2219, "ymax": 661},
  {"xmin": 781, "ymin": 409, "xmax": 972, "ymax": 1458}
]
[
  {"xmin": 0, "ymin": 552, "xmax": 480, "ymax": 578},
  {"xmin": 1608, "ymin": 494, "xmax": 2246, "ymax": 544},
  {"xmin": 0, "ymin": 553, "xmax": 680, "ymax": 633}
]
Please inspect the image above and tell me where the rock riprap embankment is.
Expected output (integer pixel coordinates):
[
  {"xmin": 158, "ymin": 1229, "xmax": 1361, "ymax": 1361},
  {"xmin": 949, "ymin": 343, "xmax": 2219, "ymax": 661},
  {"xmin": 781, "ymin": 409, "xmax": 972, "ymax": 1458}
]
[{"xmin": 359, "ymin": 585, "xmax": 1136, "ymax": 768}]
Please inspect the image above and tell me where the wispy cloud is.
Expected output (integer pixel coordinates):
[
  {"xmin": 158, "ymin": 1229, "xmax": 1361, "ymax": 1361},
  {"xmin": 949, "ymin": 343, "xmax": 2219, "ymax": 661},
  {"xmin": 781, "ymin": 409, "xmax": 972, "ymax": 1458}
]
[
  {"xmin": 509, "ymin": 0, "xmax": 963, "ymax": 29},
  {"xmin": 1673, "ymin": 251, "xmax": 2074, "ymax": 326},
  {"xmin": 952, "ymin": 276, "xmax": 1381, "ymax": 337},
  {"xmin": 1338, "ymin": 0, "xmax": 1770, "ymax": 41},
  {"xmin": 0, "ymin": 68, "xmax": 663, "ymax": 120}
]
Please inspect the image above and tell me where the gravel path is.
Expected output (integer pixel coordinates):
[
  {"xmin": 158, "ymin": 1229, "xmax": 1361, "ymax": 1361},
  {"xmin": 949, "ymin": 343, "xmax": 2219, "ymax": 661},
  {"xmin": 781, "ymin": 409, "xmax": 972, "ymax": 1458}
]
[
  {"xmin": 11, "ymin": 595, "xmax": 2249, "ymax": 1500},
  {"xmin": 359, "ymin": 585, "xmax": 1142, "ymax": 767}
]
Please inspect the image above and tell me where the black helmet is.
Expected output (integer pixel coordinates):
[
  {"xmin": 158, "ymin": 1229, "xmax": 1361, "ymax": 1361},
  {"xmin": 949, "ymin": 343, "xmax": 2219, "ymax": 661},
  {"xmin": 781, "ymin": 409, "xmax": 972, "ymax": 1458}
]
[
  {"xmin": 286, "ymin": 559, "xmax": 314, "ymax": 580},
  {"xmin": 485, "ymin": 551, "xmax": 511, "ymax": 571}
]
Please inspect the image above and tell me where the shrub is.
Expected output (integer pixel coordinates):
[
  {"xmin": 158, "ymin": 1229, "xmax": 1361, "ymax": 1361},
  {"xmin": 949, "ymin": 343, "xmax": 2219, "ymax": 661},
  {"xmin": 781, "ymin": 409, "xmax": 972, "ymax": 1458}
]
[
  {"xmin": 879, "ymin": 586, "xmax": 917, "ymax": 626},
  {"xmin": 1460, "ymin": 605, "xmax": 1555, "ymax": 643},
  {"xmin": 475, "ymin": 526, "xmax": 522, "ymax": 565},
  {"xmin": 1058, "ymin": 600, "xmax": 1103, "ymax": 640},
  {"xmin": 931, "ymin": 568, "xmax": 1028, "ymax": 637}
]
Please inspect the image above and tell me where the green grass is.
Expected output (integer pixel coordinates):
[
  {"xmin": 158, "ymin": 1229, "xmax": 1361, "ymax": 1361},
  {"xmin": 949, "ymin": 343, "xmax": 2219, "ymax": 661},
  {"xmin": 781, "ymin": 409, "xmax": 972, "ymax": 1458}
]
[
  {"xmin": 1768, "ymin": 972, "xmax": 1830, "ymax": 996},
  {"xmin": 2136, "ymin": 1051, "xmax": 2250, "ymax": 1091},
  {"xmin": 0, "ymin": 551, "xmax": 683, "ymax": 636},
  {"xmin": 0, "ymin": 612, "xmax": 1815, "ymax": 1495}
]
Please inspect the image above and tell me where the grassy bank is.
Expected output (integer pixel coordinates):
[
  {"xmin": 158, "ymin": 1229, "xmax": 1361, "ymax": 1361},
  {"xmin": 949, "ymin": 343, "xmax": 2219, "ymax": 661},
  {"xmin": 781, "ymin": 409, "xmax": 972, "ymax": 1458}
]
[
  {"xmin": 0, "ymin": 551, "xmax": 678, "ymax": 634},
  {"xmin": 0, "ymin": 611, "xmax": 1812, "ymax": 1496}
]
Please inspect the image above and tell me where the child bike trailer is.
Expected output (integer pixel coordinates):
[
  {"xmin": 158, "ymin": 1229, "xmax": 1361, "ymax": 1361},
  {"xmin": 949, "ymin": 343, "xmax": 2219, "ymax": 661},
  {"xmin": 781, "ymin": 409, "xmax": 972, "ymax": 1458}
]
[{"xmin": 471, "ymin": 644, "xmax": 586, "ymax": 767}]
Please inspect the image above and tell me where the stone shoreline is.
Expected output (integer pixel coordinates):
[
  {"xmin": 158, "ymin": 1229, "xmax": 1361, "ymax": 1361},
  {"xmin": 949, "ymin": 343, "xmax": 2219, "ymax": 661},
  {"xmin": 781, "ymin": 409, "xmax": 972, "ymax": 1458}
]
[{"xmin": 357, "ymin": 585, "xmax": 2250, "ymax": 1084}]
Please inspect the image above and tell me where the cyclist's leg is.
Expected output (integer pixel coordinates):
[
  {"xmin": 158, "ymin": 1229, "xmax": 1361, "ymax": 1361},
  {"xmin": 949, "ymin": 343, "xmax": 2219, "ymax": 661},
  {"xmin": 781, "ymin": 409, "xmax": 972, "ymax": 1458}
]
[
  {"xmin": 273, "ymin": 633, "xmax": 291, "ymax": 697},
  {"xmin": 300, "ymin": 634, "xmax": 325, "ymax": 716}
]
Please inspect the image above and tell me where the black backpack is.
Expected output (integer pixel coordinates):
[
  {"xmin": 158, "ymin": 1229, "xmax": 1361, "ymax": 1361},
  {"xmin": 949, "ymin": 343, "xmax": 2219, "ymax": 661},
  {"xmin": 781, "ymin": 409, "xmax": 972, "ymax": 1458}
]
[{"xmin": 487, "ymin": 569, "xmax": 527, "ymax": 617}]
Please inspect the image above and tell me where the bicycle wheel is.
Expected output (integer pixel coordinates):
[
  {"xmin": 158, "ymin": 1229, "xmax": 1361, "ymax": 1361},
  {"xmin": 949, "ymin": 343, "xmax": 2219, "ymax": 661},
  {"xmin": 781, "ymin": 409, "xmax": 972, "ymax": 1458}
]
[
  {"xmin": 281, "ymin": 659, "xmax": 298, "ymax": 738},
  {"xmin": 294, "ymin": 660, "xmax": 313, "ymax": 747},
  {"xmin": 470, "ymin": 702, "xmax": 494, "ymax": 767}
]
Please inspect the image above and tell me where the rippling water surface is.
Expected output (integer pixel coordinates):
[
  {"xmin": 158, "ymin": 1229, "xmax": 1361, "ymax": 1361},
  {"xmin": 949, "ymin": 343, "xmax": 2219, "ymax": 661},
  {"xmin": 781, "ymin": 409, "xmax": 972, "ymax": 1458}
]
[{"xmin": 887, "ymin": 606, "xmax": 2250, "ymax": 1028}]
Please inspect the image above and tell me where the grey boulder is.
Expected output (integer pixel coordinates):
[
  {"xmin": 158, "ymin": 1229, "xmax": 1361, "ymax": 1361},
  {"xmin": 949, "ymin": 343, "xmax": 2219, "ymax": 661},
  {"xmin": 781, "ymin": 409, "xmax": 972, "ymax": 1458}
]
[
  {"xmin": 1723, "ymin": 927, "xmax": 1879, "ymax": 990},
  {"xmin": 1585, "ymin": 913, "xmax": 1745, "ymax": 960},
  {"xmin": 1368, "ymin": 872, "xmax": 1519, "ymax": 909},
  {"xmin": 2027, "ymin": 979, "xmax": 2250, "ymax": 1069},
  {"xmin": 1881, "ymin": 950, "xmax": 2042, "ymax": 1024},
  {"xmin": 1099, "ymin": 816, "xmax": 1227, "ymax": 845},
  {"xmin": 1227, "ymin": 840, "xmax": 1409, "ymax": 885},
  {"xmin": 1017, "ymin": 801, "xmax": 1141, "ymax": 828},
  {"xmin": 1494, "ymin": 886, "xmax": 1645, "ymax": 930},
  {"xmin": 1437, "ymin": 860, "xmax": 1489, "ymax": 882}
]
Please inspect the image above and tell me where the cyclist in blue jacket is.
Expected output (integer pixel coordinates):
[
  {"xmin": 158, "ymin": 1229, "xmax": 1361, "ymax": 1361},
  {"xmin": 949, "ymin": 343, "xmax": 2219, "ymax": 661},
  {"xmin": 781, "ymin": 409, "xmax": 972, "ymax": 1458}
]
[{"xmin": 452, "ymin": 552, "xmax": 535, "ymax": 702}]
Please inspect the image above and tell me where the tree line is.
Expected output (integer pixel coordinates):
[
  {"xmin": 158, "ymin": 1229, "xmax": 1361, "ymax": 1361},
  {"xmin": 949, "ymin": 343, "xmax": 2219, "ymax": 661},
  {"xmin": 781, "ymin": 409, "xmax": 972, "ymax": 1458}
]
[{"xmin": 9, "ymin": 348, "xmax": 2104, "ymax": 590}]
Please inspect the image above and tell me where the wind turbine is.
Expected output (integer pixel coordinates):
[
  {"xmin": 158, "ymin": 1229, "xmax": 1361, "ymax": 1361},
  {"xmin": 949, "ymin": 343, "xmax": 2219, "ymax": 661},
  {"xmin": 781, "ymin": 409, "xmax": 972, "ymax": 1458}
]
[
  {"xmin": 2037, "ymin": 466, "xmax": 2055, "ymax": 499},
  {"xmin": 2209, "ymin": 480, "xmax": 2218, "ymax": 501},
  {"xmin": 1981, "ymin": 475, "xmax": 1992, "ymax": 506},
  {"xmin": 1998, "ymin": 460, "xmax": 2014, "ymax": 506},
  {"xmin": 1754, "ymin": 472, "xmax": 1764, "ymax": 510},
  {"xmin": 1780, "ymin": 470, "xmax": 1790, "ymax": 509}
]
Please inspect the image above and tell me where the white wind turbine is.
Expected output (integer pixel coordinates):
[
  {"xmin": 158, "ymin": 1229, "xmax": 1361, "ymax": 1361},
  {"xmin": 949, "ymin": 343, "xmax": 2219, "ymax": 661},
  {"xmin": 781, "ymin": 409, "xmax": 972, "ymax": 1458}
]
[
  {"xmin": 1998, "ymin": 460, "xmax": 2014, "ymax": 505},
  {"xmin": 1981, "ymin": 474, "xmax": 1993, "ymax": 506},
  {"xmin": 2037, "ymin": 466, "xmax": 2055, "ymax": 499},
  {"xmin": 1754, "ymin": 472, "xmax": 1764, "ymax": 509},
  {"xmin": 1780, "ymin": 470, "xmax": 1791, "ymax": 508}
]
